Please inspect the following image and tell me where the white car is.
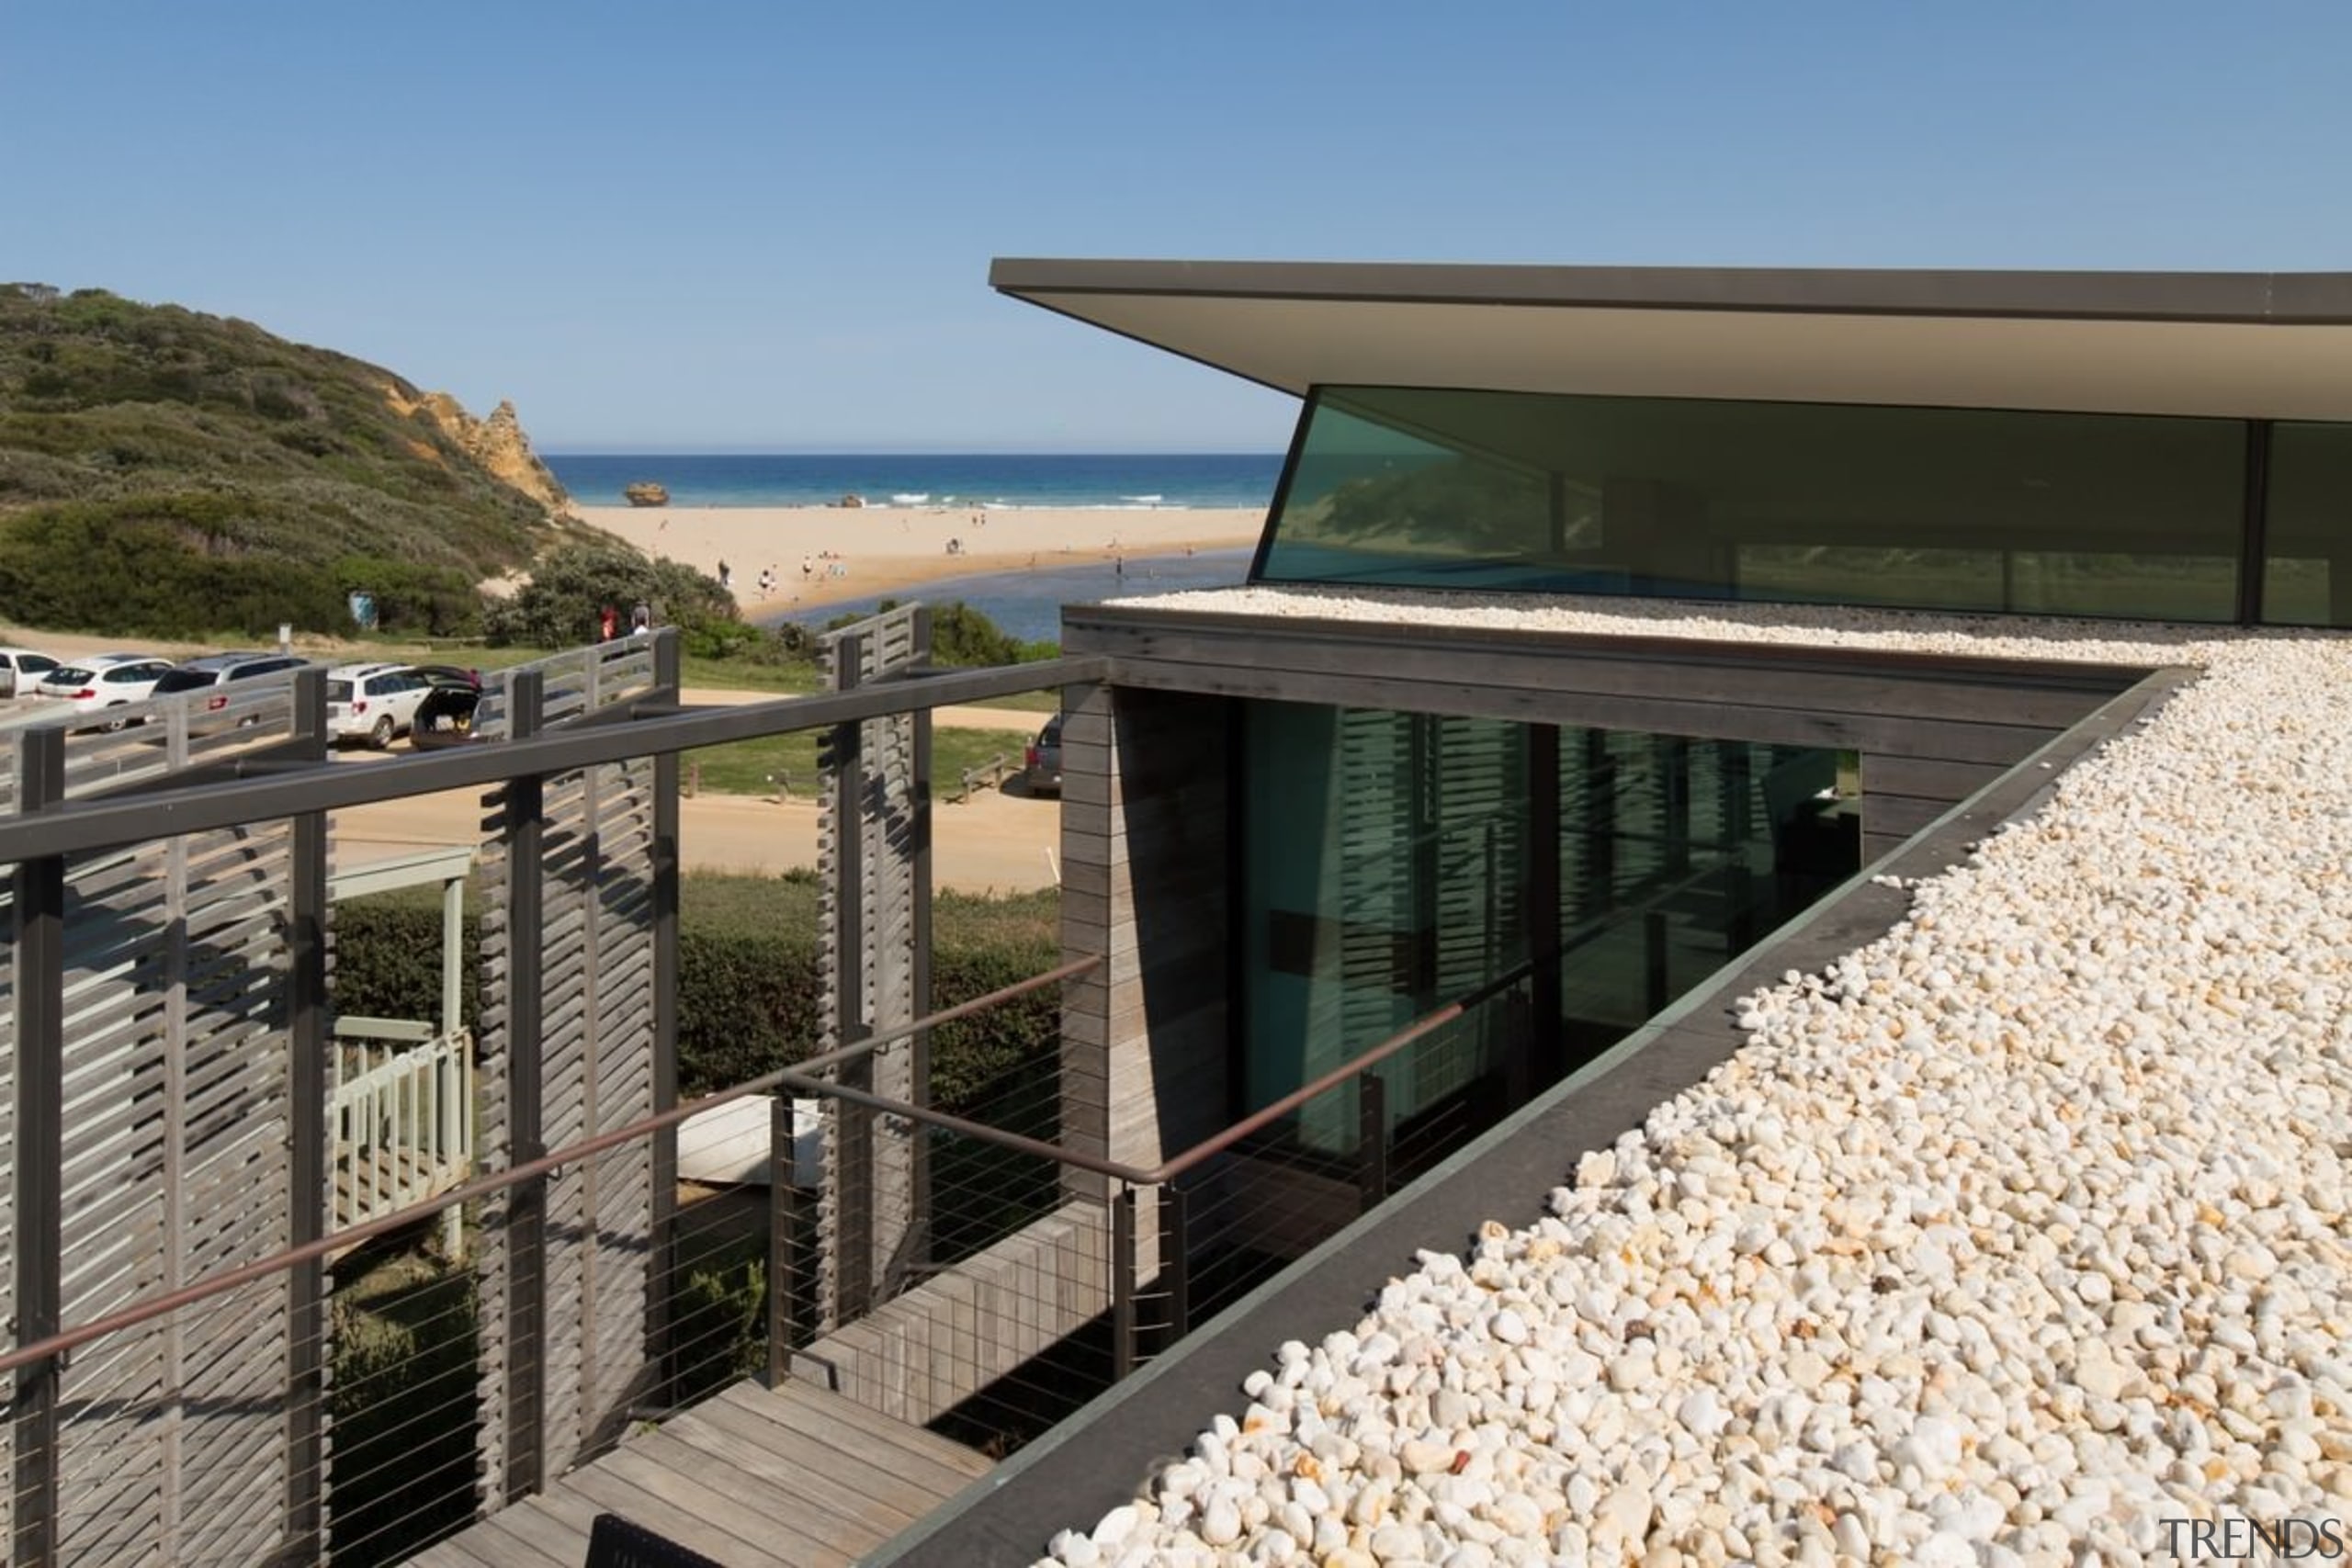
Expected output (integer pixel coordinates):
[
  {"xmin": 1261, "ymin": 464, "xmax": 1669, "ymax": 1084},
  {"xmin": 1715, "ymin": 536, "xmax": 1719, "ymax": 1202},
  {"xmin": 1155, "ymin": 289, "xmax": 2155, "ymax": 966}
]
[
  {"xmin": 326, "ymin": 662, "xmax": 433, "ymax": 749},
  {"xmin": 35, "ymin": 654, "xmax": 175, "ymax": 728},
  {"xmin": 0, "ymin": 648, "xmax": 62, "ymax": 700}
]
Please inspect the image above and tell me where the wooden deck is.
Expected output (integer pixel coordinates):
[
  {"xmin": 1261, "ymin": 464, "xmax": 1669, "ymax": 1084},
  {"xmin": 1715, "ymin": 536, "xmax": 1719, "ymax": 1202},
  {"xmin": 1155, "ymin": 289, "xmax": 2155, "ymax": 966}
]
[{"xmin": 409, "ymin": 1377, "xmax": 993, "ymax": 1568}]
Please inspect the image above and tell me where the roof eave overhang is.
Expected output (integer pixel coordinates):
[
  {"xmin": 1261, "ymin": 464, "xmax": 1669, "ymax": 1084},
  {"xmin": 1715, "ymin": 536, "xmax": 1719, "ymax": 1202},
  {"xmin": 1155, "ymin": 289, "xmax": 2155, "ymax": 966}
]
[{"xmin": 989, "ymin": 259, "xmax": 2352, "ymax": 422}]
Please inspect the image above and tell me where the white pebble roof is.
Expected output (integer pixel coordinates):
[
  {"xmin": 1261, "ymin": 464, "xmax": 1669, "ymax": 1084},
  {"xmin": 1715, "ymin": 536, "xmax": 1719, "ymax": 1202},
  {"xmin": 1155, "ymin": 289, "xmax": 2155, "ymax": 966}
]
[{"xmin": 1043, "ymin": 588, "xmax": 2352, "ymax": 1567}]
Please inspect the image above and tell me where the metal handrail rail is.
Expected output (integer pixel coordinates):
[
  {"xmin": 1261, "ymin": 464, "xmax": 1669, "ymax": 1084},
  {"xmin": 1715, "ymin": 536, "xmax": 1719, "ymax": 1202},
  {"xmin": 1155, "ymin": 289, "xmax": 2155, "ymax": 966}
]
[
  {"xmin": 778, "ymin": 849, "xmax": 1738, "ymax": 1188},
  {"xmin": 779, "ymin": 959, "xmax": 1537, "ymax": 1188},
  {"xmin": 0, "ymin": 953, "xmax": 1102, "ymax": 1379}
]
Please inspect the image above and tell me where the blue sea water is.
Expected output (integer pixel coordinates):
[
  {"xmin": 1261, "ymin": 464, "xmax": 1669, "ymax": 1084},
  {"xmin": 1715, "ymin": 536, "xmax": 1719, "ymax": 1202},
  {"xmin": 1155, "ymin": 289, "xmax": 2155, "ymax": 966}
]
[{"xmin": 544, "ymin": 452, "xmax": 1283, "ymax": 511}]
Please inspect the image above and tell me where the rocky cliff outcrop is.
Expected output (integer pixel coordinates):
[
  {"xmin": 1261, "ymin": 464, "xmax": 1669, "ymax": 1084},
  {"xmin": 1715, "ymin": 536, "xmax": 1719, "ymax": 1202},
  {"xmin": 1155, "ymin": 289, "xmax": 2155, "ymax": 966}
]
[{"xmin": 401, "ymin": 389, "xmax": 571, "ymax": 514}]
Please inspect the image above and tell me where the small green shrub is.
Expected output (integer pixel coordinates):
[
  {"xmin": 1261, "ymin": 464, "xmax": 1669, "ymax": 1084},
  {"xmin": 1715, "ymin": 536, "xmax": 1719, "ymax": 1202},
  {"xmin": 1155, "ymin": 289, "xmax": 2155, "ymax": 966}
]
[
  {"xmin": 331, "ymin": 875, "xmax": 1060, "ymax": 1108},
  {"xmin": 483, "ymin": 542, "xmax": 735, "ymax": 649},
  {"xmin": 329, "ymin": 1255, "xmax": 480, "ymax": 1566},
  {"xmin": 670, "ymin": 1251, "xmax": 768, "ymax": 1404},
  {"xmin": 820, "ymin": 599, "xmax": 1057, "ymax": 666}
]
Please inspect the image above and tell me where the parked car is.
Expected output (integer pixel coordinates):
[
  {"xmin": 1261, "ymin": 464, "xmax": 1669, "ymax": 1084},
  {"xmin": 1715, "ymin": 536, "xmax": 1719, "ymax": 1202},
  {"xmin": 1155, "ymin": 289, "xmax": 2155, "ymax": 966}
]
[
  {"xmin": 151, "ymin": 652, "xmax": 311, "ymax": 736},
  {"xmin": 1023, "ymin": 715, "xmax": 1065, "ymax": 796},
  {"xmin": 325, "ymin": 662, "xmax": 433, "ymax": 749},
  {"xmin": 35, "ymin": 654, "xmax": 175, "ymax": 728},
  {"xmin": 0, "ymin": 648, "xmax": 61, "ymax": 700},
  {"xmin": 408, "ymin": 682, "xmax": 485, "ymax": 750}
]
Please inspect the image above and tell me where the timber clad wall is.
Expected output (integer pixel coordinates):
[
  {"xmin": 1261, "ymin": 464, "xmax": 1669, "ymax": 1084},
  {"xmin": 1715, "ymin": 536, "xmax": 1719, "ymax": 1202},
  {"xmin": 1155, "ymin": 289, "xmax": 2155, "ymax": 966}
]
[
  {"xmin": 1059, "ymin": 684, "xmax": 1231, "ymax": 1229},
  {"xmin": 797, "ymin": 1201, "xmax": 1110, "ymax": 1427},
  {"xmin": 1063, "ymin": 606, "xmax": 2151, "ymax": 873}
]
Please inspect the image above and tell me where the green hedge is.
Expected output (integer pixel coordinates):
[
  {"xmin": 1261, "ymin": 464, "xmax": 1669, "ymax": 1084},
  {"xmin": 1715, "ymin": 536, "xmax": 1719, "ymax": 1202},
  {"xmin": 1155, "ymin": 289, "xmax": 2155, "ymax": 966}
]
[{"xmin": 331, "ymin": 874, "xmax": 1060, "ymax": 1110}]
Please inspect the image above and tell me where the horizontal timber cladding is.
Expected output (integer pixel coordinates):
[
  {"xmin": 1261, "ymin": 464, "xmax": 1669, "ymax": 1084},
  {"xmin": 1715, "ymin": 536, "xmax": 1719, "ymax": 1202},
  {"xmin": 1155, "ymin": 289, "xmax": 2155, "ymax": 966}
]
[
  {"xmin": 1062, "ymin": 605, "xmax": 2143, "ymax": 748},
  {"xmin": 1059, "ymin": 684, "xmax": 1230, "ymax": 1258},
  {"xmin": 472, "ymin": 638, "xmax": 668, "ymax": 1515},
  {"xmin": 1063, "ymin": 604, "xmax": 2156, "ymax": 867},
  {"xmin": 794, "ymin": 1200, "xmax": 1111, "ymax": 1426}
]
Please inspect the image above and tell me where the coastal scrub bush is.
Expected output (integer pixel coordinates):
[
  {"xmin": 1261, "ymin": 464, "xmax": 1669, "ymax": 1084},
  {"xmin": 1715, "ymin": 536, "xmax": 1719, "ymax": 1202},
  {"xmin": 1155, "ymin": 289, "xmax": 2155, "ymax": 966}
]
[
  {"xmin": 333, "ymin": 555, "xmax": 484, "ymax": 637},
  {"xmin": 329, "ymin": 1253, "xmax": 479, "ymax": 1565},
  {"xmin": 0, "ymin": 497, "xmax": 348, "ymax": 635},
  {"xmin": 821, "ymin": 598, "xmax": 1057, "ymax": 666},
  {"xmin": 0, "ymin": 282, "xmax": 565, "ymax": 637},
  {"xmin": 484, "ymin": 541, "xmax": 735, "ymax": 648},
  {"xmin": 331, "ymin": 875, "xmax": 1059, "ymax": 1110}
]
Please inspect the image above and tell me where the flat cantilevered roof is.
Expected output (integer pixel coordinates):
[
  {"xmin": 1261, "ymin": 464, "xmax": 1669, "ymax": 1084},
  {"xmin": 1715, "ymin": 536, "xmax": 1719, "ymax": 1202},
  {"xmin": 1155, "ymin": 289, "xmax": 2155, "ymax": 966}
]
[{"xmin": 989, "ymin": 259, "xmax": 2352, "ymax": 421}]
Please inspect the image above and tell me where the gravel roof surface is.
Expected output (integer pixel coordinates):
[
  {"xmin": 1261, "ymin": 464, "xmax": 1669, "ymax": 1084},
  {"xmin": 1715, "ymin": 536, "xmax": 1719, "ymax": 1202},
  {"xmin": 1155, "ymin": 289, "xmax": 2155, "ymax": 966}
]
[{"xmin": 1044, "ymin": 589, "xmax": 2352, "ymax": 1567}]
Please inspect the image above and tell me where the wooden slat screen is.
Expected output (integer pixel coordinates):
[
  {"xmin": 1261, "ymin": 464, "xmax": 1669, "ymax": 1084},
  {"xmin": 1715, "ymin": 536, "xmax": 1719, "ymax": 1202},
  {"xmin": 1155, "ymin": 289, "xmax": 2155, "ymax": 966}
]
[
  {"xmin": 815, "ymin": 605, "xmax": 926, "ymax": 1327},
  {"xmin": 471, "ymin": 637, "xmax": 664, "ymax": 1504},
  {"xmin": 0, "ymin": 702, "xmax": 311, "ymax": 1566}
]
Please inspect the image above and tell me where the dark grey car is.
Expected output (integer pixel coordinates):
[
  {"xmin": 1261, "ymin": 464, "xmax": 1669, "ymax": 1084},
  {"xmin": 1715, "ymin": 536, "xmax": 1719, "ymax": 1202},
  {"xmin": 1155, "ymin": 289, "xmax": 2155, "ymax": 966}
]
[{"xmin": 1023, "ymin": 715, "xmax": 1064, "ymax": 796}]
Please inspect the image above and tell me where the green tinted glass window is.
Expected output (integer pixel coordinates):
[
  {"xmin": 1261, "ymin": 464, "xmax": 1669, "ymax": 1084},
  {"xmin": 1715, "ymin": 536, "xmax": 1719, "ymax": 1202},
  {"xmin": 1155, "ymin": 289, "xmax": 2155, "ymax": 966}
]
[
  {"xmin": 1258, "ymin": 387, "xmax": 2246, "ymax": 621},
  {"xmin": 2263, "ymin": 423, "xmax": 2352, "ymax": 626}
]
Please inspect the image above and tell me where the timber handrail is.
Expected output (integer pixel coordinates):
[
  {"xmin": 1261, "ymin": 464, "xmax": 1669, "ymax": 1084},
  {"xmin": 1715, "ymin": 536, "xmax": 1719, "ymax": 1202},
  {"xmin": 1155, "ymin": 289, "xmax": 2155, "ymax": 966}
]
[{"xmin": 0, "ymin": 953, "xmax": 1102, "ymax": 1379}]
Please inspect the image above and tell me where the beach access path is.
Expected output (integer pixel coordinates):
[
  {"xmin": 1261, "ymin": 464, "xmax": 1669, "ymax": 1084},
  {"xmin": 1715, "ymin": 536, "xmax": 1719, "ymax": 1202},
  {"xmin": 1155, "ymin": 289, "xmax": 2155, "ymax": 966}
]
[{"xmin": 330, "ymin": 693, "xmax": 1062, "ymax": 891}]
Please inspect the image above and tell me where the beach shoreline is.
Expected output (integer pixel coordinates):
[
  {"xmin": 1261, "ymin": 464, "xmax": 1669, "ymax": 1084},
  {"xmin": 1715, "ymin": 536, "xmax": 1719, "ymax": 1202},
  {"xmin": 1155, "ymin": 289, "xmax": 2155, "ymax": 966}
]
[{"xmin": 570, "ymin": 502, "xmax": 1264, "ymax": 613}]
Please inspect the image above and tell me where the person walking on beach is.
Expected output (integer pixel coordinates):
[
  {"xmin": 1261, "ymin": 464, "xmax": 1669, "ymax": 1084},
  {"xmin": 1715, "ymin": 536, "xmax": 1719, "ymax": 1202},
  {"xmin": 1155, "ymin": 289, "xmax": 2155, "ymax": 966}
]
[
  {"xmin": 802, "ymin": 555, "xmax": 814, "ymax": 582},
  {"xmin": 718, "ymin": 558, "xmax": 732, "ymax": 591}
]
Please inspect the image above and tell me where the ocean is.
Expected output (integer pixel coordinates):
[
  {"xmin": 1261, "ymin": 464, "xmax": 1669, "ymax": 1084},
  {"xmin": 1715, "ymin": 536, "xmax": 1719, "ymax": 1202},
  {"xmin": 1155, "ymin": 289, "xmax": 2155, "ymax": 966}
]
[{"xmin": 543, "ymin": 452, "xmax": 1283, "ymax": 511}]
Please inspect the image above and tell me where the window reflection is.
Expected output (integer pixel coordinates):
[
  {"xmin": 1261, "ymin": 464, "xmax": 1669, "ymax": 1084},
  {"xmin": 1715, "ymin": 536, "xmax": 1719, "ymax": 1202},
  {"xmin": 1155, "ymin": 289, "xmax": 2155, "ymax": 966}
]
[{"xmin": 1260, "ymin": 386, "xmax": 2248, "ymax": 622}]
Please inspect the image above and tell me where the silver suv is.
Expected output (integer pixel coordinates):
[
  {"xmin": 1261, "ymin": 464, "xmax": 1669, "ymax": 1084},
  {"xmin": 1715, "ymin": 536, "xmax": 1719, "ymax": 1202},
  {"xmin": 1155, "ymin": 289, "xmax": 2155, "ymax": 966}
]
[
  {"xmin": 1023, "ymin": 715, "xmax": 1064, "ymax": 796},
  {"xmin": 151, "ymin": 652, "xmax": 311, "ymax": 736}
]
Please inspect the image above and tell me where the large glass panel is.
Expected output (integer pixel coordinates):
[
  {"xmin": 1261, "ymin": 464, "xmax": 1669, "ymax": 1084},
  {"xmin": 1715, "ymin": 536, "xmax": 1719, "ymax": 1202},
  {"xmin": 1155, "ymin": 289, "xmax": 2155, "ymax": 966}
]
[
  {"xmin": 1556, "ymin": 732, "xmax": 1856, "ymax": 1061},
  {"xmin": 1238, "ymin": 701, "xmax": 1863, "ymax": 1156},
  {"xmin": 2264, "ymin": 423, "xmax": 2352, "ymax": 626},
  {"xmin": 1240, "ymin": 704, "xmax": 1530, "ymax": 1150},
  {"xmin": 1259, "ymin": 387, "xmax": 2245, "ymax": 621}
]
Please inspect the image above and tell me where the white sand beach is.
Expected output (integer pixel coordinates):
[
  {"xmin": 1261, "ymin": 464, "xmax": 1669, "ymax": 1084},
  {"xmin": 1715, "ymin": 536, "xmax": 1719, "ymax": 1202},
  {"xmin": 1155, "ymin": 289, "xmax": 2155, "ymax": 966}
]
[{"xmin": 573, "ymin": 503, "xmax": 1265, "ymax": 614}]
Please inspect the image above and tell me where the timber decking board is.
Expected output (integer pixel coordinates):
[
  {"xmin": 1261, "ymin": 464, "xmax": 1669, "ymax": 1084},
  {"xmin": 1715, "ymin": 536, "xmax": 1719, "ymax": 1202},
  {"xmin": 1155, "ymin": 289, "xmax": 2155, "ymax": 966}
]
[
  {"xmin": 752, "ymin": 1381, "xmax": 992, "ymax": 1485},
  {"xmin": 421, "ymin": 1377, "xmax": 989, "ymax": 1568},
  {"xmin": 445, "ymin": 1508, "xmax": 575, "ymax": 1568},
  {"xmin": 664, "ymin": 1403, "xmax": 929, "ymax": 1532}
]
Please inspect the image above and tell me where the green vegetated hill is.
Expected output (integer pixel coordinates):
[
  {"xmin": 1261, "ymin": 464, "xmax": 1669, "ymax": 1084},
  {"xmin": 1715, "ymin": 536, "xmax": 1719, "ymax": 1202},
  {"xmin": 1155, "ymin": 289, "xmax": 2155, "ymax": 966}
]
[{"xmin": 0, "ymin": 281, "xmax": 582, "ymax": 637}]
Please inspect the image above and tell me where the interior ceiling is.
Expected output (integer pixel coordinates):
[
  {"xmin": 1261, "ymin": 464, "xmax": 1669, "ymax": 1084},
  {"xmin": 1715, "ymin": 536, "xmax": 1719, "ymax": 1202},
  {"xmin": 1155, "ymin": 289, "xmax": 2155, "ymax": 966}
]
[{"xmin": 998, "ymin": 278, "xmax": 2352, "ymax": 422}]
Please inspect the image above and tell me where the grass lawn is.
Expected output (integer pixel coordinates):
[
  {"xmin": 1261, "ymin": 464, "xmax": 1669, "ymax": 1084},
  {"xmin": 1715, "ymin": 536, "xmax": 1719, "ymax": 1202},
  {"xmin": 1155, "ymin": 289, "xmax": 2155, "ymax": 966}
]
[{"xmin": 684, "ymin": 726, "xmax": 1033, "ymax": 796}]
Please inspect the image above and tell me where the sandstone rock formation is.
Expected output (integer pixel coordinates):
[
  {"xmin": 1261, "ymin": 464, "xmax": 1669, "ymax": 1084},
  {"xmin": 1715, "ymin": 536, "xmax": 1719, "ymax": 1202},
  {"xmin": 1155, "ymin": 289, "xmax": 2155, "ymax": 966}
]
[
  {"xmin": 624, "ymin": 481, "xmax": 671, "ymax": 507},
  {"xmin": 390, "ymin": 387, "xmax": 571, "ymax": 514}
]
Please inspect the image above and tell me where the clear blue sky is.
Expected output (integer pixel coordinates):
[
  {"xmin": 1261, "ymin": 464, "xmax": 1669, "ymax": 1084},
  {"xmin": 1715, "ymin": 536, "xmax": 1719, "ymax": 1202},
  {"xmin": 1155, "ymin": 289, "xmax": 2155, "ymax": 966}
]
[{"xmin": 7, "ymin": 2, "xmax": 2348, "ymax": 452}]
